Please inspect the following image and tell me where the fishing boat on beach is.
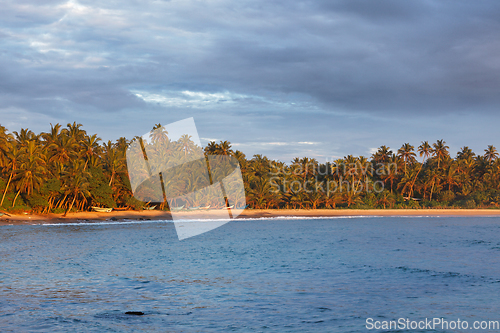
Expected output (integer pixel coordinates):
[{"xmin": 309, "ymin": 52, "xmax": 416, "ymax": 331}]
[
  {"xmin": 170, "ymin": 205, "xmax": 185, "ymax": 212},
  {"xmin": 92, "ymin": 207, "xmax": 113, "ymax": 213}
]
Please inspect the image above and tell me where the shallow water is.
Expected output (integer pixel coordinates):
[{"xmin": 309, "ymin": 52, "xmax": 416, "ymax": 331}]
[{"xmin": 1, "ymin": 216, "xmax": 500, "ymax": 332}]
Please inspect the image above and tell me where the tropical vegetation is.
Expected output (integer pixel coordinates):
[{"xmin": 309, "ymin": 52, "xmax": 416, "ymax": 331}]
[{"xmin": 1, "ymin": 123, "xmax": 500, "ymax": 214}]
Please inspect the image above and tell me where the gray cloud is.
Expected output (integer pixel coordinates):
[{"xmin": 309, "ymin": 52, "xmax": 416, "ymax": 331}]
[{"xmin": 0, "ymin": 0, "xmax": 499, "ymax": 160}]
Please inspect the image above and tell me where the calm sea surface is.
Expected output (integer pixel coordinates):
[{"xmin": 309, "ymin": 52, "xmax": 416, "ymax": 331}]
[{"xmin": 1, "ymin": 216, "xmax": 500, "ymax": 332}]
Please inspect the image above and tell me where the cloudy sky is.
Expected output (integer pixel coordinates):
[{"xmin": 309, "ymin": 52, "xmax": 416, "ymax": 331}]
[{"xmin": 1, "ymin": 0, "xmax": 500, "ymax": 162}]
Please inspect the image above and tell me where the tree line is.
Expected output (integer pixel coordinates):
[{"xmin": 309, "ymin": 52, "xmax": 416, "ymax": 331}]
[{"xmin": 0, "ymin": 123, "xmax": 499, "ymax": 213}]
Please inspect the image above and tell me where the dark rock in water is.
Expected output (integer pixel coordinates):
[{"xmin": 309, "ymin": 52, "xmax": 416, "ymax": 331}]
[
  {"xmin": 125, "ymin": 311, "xmax": 144, "ymax": 316},
  {"xmin": 110, "ymin": 217, "xmax": 118, "ymax": 221}
]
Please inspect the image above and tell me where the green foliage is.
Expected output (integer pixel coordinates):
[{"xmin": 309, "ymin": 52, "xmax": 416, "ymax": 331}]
[
  {"xmin": 421, "ymin": 200, "xmax": 441, "ymax": 208},
  {"xmin": 125, "ymin": 195, "xmax": 144, "ymax": 210},
  {"xmin": 405, "ymin": 199, "xmax": 420, "ymax": 208},
  {"xmin": 27, "ymin": 194, "xmax": 48, "ymax": 213},
  {"xmin": 456, "ymin": 199, "xmax": 476, "ymax": 209},
  {"xmin": 88, "ymin": 167, "xmax": 116, "ymax": 208},
  {"xmin": 350, "ymin": 202, "xmax": 371, "ymax": 209},
  {"xmin": 0, "ymin": 124, "xmax": 499, "ymax": 212},
  {"xmin": 362, "ymin": 192, "xmax": 377, "ymax": 207},
  {"xmin": 41, "ymin": 178, "xmax": 62, "ymax": 196},
  {"xmin": 471, "ymin": 191, "xmax": 489, "ymax": 206},
  {"xmin": 92, "ymin": 184, "xmax": 116, "ymax": 208},
  {"xmin": 438, "ymin": 190, "xmax": 456, "ymax": 205}
]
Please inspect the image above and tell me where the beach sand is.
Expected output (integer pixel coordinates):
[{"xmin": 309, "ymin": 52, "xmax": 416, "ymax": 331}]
[{"xmin": 1, "ymin": 209, "xmax": 500, "ymax": 225}]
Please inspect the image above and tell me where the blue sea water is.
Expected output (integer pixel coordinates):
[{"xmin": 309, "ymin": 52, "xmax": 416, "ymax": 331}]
[{"xmin": 1, "ymin": 216, "xmax": 500, "ymax": 332}]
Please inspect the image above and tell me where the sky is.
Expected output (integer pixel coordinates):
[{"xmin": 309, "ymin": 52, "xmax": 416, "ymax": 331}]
[{"xmin": 1, "ymin": 0, "xmax": 500, "ymax": 163}]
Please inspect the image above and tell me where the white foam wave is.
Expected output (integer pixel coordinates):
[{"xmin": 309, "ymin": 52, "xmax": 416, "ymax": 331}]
[
  {"xmin": 31, "ymin": 213, "xmax": 491, "ymax": 227},
  {"xmin": 38, "ymin": 215, "xmax": 380, "ymax": 226}
]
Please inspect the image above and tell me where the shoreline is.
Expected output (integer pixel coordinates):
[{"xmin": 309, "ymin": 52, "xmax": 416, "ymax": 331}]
[{"xmin": 1, "ymin": 208, "xmax": 500, "ymax": 225}]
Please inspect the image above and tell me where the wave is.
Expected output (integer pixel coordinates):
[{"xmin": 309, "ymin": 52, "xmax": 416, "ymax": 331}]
[
  {"xmin": 35, "ymin": 214, "xmax": 472, "ymax": 227},
  {"xmin": 38, "ymin": 215, "xmax": 378, "ymax": 226}
]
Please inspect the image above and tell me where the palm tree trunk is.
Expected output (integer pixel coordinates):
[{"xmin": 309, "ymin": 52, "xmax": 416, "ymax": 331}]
[
  {"xmin": 64, "ymin": 195, "xmax": 77, "ymax": 216},
  {"xmin": 48, "ymin": 197, "xmax": 54, "ymax": 212},
  {"xmin": 409, "ymin": 161, "xmax": 425, "ymax": 198},
  {"xmin": 429, "ymin": 180, "xmax": 435, "ymax": 201},
  {"xmin": 0, "ymin": 171, "xmax": 13, "ymax": 206},
  {"xmin": 109, "ymin": 171, "xmax": 115, "ymax": 187},
  {"xmin": 12, "ymin": 190, "xmax": 21, "ymax": 207},
  {"xmin": 57, "ymin": 194, "xmax": 68, "ymax": 208}
]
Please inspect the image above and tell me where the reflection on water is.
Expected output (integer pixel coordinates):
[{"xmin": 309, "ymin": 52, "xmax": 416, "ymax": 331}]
[{"xmin": 1, "ymin": 217, "xmax": 500, "ymax": 332}]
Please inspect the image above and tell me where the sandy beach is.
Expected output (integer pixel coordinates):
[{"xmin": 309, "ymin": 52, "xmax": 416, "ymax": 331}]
[{"xmin": 1, "ymin": 208, "xmax": 500, "ymax": 225}]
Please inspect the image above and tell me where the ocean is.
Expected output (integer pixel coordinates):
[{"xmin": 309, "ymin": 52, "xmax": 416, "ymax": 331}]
[{"xmin": 1, "ymin": 216, "xmax": 499, "ymax": 332}]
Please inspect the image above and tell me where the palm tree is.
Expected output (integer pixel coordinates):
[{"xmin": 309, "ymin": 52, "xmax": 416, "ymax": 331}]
[
  {"xmin": 150, "ymin": 124, "xmax": 169, "ymax": 145},
  {"xmin": 246, "ymin": 177, "xmax": 276, "ymax": 209},
  {"xmin": 81, "ymin": 134, "xmax": 102, "ymax": 170},
  {"xmin": 115, "ymin": 137, "xmax": 129, "ymax": 152},
  {"xmin": 12, "ymin": 140, "xmax": 47, "ymax": 206},
  {"xmin": 291, "ymin": 157, "xmax": 317, "ymax": 182},
  {"xmin": 443, "ymin": 163, "xmax": 459, "ymax": 191},
  {"xmin": 377, "ymin": 191, "xmax": 395, "ymax": 209},
  {"xmin": 49, "ymin": 134, "xmax": 78, "ymax": 176},
  {"xmin": 41, "ymin": 123, "xmax": 62, "ymax": 147},
  {"xmin": 14, "ymin": 128, "xmax": 38, "ymax": 147},
  {"xmin": 358, "ymin": 156, "xmax": 373, "ymax": 189},
  {"xmin": 432, "ymin": 139, "xmax": 449, "ymax": 169},
  {"xmin": 418, "ymin": 141, "xmax": 432, "ymax": 160},
  {"xmin": 0, "ymin": 125, "xmax": 13, "ymax": 169},
  {"xmin": 218, "ymin": 141, "xmax": 233, "ymax": 156},
  {"xmin": 397, "ymin": 143, "xmax": 416, "ymax": 175},
  {"xmin": 64, "ymin": 122, "xmax": 86, "ymax": 143},
  {"xmin": 399, "ymin": 166, "xmax": 418, "ymax": 198},
  {"xmin": 372, "ymin": 145, "xmax": 393, "ymax": 164},
  {"xmin": 324, "ymin": 190, "xmax": 343, "ymax": 208},
  {"xmin": 406, "ymin": 141, "xmax": 432, "ymax": 198},
  {"xmin": 205, "ymin": 141, "xmax": 219, "ymax": 154},
  {"xmin": 179, "ymin": 134, "xmax": 196, "ymax": 156},
  {"xmin": 343, "ymin": 191, "xmax": 362, "ymax": 208},
  {"xmin": 457, "ymin": 146, "xmax": 475, "ymax": 160},
  {"xmin": 426, "ymin": 168, "xmax": 441, "ymax": 201},
  {"xmin": 473, "ymin": 155, "xmax": 489, "ymax": 185},
  {"xmin": 103, "ymin": 140, "xmax": 126, "ymax": 187},
  {"xmin": 484, "ymin": 145, "xmax": 498, "ymax": 163},
  {"xmin": 0, "ymin": 145, "xmax": 21, "ymax": 207},
  {"xmin": 379, "ymin": 154, "xmax": 398, "ymax": 193},
  {"xmin": 62, "ymin": 161, "xmax": 91, "ymax": 216},
  {"xmin": 233, "ymin": 150, "xmax": 247, "ymax": 169}
]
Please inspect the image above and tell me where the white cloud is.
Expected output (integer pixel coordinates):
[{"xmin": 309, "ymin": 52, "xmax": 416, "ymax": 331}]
[
  {"xmin": 132, "ymin": 90, "xmax": 247, "ymax": 108},
  {"xmin": 233, "ymin": 141, "xmax": 319, "ymax": 147}
]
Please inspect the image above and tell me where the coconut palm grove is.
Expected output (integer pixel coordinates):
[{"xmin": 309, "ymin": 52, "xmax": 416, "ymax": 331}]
[{"xmin": 1, "ymin": 122, "xmax": 500, "ymax": 214}]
